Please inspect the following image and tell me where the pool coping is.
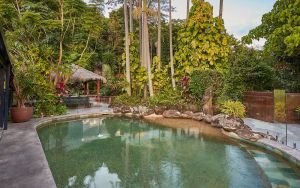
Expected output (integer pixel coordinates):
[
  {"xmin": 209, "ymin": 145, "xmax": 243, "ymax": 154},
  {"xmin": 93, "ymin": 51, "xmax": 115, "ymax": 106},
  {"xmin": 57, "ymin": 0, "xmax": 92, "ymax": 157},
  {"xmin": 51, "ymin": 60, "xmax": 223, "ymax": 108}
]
[
  {"xmin": 223, "ymin": 130, "xmax": 300, "ymax": 168},
  {"xmin": 1, "ymin": 111, "xmax": 300, "ymax": 188}
]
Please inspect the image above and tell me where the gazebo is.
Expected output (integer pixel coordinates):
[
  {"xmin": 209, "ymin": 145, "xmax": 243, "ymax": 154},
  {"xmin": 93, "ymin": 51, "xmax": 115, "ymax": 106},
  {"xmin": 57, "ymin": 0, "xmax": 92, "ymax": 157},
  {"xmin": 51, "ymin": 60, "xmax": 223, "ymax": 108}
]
[{"xmin": 69, "ymin": 64, "xmax": 107, "ymax": 101}]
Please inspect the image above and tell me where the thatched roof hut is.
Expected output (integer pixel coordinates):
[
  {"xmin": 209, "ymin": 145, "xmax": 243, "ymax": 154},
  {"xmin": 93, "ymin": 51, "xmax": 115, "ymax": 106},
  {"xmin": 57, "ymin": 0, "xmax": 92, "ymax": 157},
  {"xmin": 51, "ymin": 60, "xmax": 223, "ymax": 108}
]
[{"xmin": 70, "ymin": 64, "xmax": 107, "ymax": 83}]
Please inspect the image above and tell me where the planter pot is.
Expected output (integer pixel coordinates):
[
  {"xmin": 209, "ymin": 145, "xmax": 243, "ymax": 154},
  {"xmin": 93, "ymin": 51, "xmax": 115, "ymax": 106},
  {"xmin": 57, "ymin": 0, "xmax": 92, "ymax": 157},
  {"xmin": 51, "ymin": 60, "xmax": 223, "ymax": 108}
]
[{"xmin": 10, "ymin": 107, "xmax": 33, "ymax": 123}]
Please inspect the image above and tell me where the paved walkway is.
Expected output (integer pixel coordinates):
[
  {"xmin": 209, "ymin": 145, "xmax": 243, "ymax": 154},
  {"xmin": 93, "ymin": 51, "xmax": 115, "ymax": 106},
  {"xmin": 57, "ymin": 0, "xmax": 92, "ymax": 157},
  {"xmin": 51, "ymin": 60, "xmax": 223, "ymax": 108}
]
[
  {"xmin": 0, "ymin": 105, "xmax": 112, "ymax": 188},
  {"xmin": 244, "ymin": 118, "xmax": 300, "ymax": 150}
]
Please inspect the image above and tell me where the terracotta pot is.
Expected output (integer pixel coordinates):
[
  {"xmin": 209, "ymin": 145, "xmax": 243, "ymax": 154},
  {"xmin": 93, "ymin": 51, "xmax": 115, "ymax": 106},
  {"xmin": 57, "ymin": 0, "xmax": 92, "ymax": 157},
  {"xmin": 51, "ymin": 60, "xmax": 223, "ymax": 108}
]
[{"xmin": 10, "ymin": 107, "xmax": 33, "ymax": 123}]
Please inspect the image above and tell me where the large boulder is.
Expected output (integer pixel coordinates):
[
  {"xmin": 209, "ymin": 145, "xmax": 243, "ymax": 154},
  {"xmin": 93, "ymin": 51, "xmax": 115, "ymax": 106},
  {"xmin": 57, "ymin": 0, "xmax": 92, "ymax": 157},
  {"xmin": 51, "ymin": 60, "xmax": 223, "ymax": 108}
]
[
  {"xmin": 113, "ymin": 107, "xmax": 122, "ymax": 113},
  {"xmin": 211, "ymin": 114, "xmax": 228, "ymax": 128},
  {"xmin": 142, "ymin": 108, "xmax": 155, "ymax": 116},
  {"xmin": 192, "ymin": 112, "xmax": 205, "ymax": 121},
  {"xmin": 163, "ymin": 110, "xmax": 181, "ymax": 118},
  {"xmin": 181, "ymin": 111, "xmax": 194, "ymax": 119},
  {"xmin": 203, "ymin": 114, "xmax": 212, "ymax": 123},
  {"xmin": 154, "ymin": 106, "xmax": 168, "ymax": 115},
  {"xmin": 121, "ymin": 106, "xmax": 132, "ymax": 114}
]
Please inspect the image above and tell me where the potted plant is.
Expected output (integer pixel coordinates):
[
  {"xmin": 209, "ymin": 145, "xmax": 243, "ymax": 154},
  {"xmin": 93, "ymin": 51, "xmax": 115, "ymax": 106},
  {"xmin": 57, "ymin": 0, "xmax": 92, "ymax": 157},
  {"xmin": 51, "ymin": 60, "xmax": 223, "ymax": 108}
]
[{"xmin": 10, "ymin": 64, "xmax": 35, "ymax": 123}]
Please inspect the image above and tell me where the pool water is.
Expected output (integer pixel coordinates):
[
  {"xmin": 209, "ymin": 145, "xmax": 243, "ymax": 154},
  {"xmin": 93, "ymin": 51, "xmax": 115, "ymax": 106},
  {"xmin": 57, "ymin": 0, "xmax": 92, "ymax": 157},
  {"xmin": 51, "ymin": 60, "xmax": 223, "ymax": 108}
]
[{"xmin": 37, "ymin": 117, "xmax": 300, "ymax": 188}]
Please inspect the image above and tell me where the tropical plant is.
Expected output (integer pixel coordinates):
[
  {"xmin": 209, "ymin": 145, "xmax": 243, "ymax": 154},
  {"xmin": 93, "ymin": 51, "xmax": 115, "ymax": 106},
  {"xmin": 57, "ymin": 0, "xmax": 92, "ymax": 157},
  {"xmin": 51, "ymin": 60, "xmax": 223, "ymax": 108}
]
[
  {"xmin": 174, "ymin": 0, "xmax": 230, "ymax": 77},
  {"xmin": 188, "ymin": 70, "xmax": 223, "ymax": 102},
  {"xmin": 221, "ymin": 100, "xmax": 246, "ymax": 118}
]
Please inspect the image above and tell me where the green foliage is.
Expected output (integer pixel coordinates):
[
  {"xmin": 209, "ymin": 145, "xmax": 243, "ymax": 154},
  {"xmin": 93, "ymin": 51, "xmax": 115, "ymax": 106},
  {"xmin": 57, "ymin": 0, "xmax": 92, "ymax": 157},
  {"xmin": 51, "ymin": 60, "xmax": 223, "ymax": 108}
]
[
  {"xmin": 188, "ymin": 70, "xmax": 223, "ymax": 102},
  {"xmin": 152, "ymin": 56, "xmax": 170, "ymax": 94},
  {"xmin": 113, "ymin": 94, "xmax": 145, "ymax": 106},
  {"xmin": 221, "ymin": 42, "xmax": 276, "ymax": 101},
  {"xmin": 244, "ymin": 0, "xmax": 300, "ymax": 61},
  {"xmin": 221, "ymin": 100, "xmax": 246, "ymax": 118},
  {"xmin": 148, "ymin": 88, "xmax": 185, "ymax": 108},
  {"xmin": 174, "ymin": 0, "xmax": 230, "ymax": 77},
  {"xmin": 34, "ymin": 96, "xmax": 67, "ymax": 117}
]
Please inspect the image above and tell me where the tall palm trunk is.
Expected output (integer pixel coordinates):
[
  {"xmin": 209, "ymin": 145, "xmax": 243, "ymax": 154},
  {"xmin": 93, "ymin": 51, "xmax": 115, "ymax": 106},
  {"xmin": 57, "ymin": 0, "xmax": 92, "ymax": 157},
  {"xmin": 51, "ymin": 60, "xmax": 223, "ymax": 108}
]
[
  {"xmin": 124, "ymin": 0, "xmax": 131, "ymax": 96},
  {"xmin": 157, "ymin": 0, "xmax": 161, "ymax": 69},
  {"xmin": 219, "ymin": 0, "xmax": 224, "ymax": 19},
  {"xmin": 143, "ymin": 0, "xmax": 154, "ymax": 96},
  {"xmin": 139, "ymin": 0, "xmax": 143, "ymax": 66},
  {"xmin": 129, "ymin": 0, "xmax": 133, "ymax": 32},
  {"xmin": 186, "ymin": 0, "xmax": 190, "ymax": 19},
  {"xmin": 169, "ymin": 0, "xmax": 176, "ymax": 89}
]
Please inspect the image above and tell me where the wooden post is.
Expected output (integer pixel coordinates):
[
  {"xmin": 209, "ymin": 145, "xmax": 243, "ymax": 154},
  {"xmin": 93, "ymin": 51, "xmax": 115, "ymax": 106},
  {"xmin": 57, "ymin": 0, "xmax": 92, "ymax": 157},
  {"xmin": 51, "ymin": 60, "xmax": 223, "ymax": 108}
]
[
  {"xmin": 96, "ymin": 80, "xmax": 100, "ymax": 102},
  {"xmin": 84, "ymin": 82, "xmax": 87, "ymax": 95}
]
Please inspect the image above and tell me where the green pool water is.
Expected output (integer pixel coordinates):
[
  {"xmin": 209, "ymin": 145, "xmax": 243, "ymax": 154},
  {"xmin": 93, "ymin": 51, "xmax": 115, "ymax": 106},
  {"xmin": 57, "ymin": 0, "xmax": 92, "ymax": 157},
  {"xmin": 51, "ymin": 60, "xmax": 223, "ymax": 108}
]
[{"xmin": 37, "ymin": 116, "xmax": 300, "ymax": 188}]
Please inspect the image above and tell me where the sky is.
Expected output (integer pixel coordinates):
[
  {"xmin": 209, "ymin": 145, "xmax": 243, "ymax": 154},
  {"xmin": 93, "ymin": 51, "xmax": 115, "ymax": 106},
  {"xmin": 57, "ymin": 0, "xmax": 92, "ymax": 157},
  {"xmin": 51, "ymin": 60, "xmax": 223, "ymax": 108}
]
[
  {"xmin": 172, "ymin": 0, "xmax": 276, "ymax": 40},
  {"xmin": 97, "ymin": 0, "xmax": 276, "ymax": 46}
]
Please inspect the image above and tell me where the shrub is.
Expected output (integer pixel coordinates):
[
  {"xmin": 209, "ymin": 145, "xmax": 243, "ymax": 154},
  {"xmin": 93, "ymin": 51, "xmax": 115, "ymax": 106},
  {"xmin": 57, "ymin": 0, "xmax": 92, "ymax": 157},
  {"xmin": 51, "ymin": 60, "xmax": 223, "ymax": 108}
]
[
  {"xmin": 113, "ymin": 94, "xmax": 144, "ymax": 106},
  {"xmin": 189, "ymin": 70, "xmax": 223, "ymax": 102},
  {"xmin": 148, "ymin": 88, "xmax": 185, "ymax": 108},
  {"xmin": 221, "ymin": 100, "xmax": 246, "ymax": 118}
]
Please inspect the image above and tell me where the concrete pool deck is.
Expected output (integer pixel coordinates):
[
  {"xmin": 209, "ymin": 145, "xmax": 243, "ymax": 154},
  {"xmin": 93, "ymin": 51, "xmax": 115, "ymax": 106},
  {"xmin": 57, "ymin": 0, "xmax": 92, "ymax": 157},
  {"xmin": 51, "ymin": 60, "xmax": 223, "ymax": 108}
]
[{"xmin": 0, "ymin": 107, "xmax": 299, "ymax": 188}]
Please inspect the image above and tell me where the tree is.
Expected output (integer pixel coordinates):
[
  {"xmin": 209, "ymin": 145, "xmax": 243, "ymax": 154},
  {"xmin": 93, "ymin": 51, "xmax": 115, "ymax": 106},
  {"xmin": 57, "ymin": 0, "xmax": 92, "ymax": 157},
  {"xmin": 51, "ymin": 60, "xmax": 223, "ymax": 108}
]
[
  {"xmin": 157, "ymin": 0, "xmax": 162, "ymax": 68},
  {"xmin": 244, "ymin": 0, "xmax": 300, "ymax": 63},
  {"xmin": 174, "ymin": 0, "xmax": 230, "ymax": 76},
  {"xmin": 169, "ymin": 0, "xmax": 176, "ymax": 88},
  {"xmin": 187, "ymin": 0, "xmax": 190, "ymax": 19},
  {"xmin": 142, "ymin": 0, "xmax": 154, "ymax": 96},
  {"xmin": 219, "ymin": 0, "xmax": 223, "ymax": 19},
  {"xmin": 124, "ymin": 0, "xmax": 132, "ymax": 96},
  {"xmin": 243, "ymin": 0, "xmax": 300, "ymax": 92}
]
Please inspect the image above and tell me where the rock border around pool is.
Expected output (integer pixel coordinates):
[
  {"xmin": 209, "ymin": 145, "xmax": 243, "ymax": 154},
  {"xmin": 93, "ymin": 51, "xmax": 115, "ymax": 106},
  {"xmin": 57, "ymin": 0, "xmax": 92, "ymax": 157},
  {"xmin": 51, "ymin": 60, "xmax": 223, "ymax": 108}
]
[{"xmin": 112, "ymin": 106, "xmax": 300, "ymax": 168}]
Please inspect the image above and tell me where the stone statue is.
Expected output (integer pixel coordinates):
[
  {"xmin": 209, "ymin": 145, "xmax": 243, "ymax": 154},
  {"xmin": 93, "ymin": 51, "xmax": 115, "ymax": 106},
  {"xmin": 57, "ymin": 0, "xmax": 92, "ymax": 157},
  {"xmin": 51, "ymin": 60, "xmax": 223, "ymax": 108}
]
[{"xmin": 202, "ymin": 87, "xmax": 213, "ymax": 115}]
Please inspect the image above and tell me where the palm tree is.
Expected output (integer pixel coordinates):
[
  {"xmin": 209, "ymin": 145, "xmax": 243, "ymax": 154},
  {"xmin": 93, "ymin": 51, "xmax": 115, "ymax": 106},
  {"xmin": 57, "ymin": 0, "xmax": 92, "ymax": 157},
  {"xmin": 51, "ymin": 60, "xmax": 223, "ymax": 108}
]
[
  {"xmin": 169, "ymin": 0, "xmax": 176, "ymax": 89},
  {"xmin": 187, "ymin": 0, "xmax": 190, "ymax": 19},
  {"xmin": 219, "ymin": 0, "xmax": 224, "ymax": 19},
  {"xmin": 124, "ymin": 0, "xmax": 131, "ymax": 96},
  {"xmin": 157, "ymin": 0, "xmax": 161, "ymax": 69},
  {"xmin": 129, "ymin": 0, "xmax": 133, "ymax": 32},
  {"xmin": 143, "ymin": 0, "xmax": 154, "ymax": 96}
]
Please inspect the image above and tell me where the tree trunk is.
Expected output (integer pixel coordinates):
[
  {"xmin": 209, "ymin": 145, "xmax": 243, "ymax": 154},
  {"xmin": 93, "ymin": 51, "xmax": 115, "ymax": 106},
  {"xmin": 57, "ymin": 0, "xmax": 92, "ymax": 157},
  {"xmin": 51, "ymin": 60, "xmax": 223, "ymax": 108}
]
[
  {"xmin": 186, "ymin": 0, "xmax": 190, "ymax": 19},
  {"xmin": 169, "ymin": 0, "xmax": 176, "ymax": 89},
  {"xmin": 139, "ymin": 0, "xmax": 143, "ymax": 66},
  {"xmin": 157, "ymin": 0, "xmax": 161, "ymax": 69},
  {"xmin": 124, "ymin": 0, "xmax": 131, "ymax": 96},
  {"xmin": 129, "ymin": 0, "xmax": 134, "ymax": 32},
  {"xmin": 219, "ymin": 0, "xmax": 224, "ymax": 19},
  {"xmin": 143, "ymin": 0, "xmax": 154, "ymax": 97}
]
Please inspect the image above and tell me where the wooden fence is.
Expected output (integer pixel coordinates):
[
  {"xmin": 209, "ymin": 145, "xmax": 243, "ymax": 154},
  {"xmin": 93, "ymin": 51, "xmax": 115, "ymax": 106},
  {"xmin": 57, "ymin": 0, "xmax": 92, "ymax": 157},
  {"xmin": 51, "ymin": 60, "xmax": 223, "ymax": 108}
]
[{"xmin": 243, "ymin": 91, "xmax": 300, "ymax": 123}]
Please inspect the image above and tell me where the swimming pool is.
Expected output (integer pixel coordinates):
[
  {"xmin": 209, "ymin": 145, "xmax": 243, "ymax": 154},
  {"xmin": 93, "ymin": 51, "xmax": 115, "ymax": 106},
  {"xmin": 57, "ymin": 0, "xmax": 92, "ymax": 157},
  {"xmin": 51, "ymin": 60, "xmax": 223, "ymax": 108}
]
[{"xmin": 38, "ymin": 116, "xmax": 300, "ymax": 188}]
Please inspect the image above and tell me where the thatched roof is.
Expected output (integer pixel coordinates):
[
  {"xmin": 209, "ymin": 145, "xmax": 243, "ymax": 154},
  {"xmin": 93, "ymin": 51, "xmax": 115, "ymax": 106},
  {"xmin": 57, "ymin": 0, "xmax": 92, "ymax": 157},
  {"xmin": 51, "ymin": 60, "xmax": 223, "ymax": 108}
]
[{"xmin": 70, "ymin": 64, "xmax": 107, "ymax": 83}]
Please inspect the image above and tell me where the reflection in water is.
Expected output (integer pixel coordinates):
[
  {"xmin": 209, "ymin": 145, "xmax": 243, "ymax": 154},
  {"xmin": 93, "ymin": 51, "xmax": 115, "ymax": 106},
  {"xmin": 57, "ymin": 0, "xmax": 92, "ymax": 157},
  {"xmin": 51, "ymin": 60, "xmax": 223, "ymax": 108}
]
[{"xmin": 38, "ymin": 117, "xmax": 300, "ymax": 188}]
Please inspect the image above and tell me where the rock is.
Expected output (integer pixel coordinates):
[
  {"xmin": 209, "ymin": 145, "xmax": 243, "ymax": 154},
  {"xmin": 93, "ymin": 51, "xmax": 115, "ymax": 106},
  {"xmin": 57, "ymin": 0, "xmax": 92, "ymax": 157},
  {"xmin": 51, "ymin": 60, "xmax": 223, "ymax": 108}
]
[
  {"xmin": 142, "ymin": 108, "xmax": 155, "ymax": 116},
  {"xmin": 211, "ymin": 114, "xmax": 228, "ymax": 128},
  {"xmin": 202, "ymin": 87, "xmax": 213, "ymax": 115},
  {"xmin": 121, "ymin": 106, "xmax": 132, "ymax": 114},
  {"xmin": 132, "ymin": 107, "xmax": 140, "ymax": 114},
  {"xmin": 163, "ymin": 110, "xmax": 181, "ymax": 118},
  {"xmin": 222, "ymin": 126, "xmax": 237, "ymax": 132},
  {"xmin": 203, "ymin": 114, "xmax": 212, "ymax": 123},
  {"xmin": 113, "ymin": 107, "xmax": 122, "ymax": 113},
  {"xmin": 192, "ymin": 112, "xmax": 205, "ymax": 121},
  {"xmin": 138, "ymin": 106, "xmax": 148, "ymax": 114},
  {"xmin": 235, "ymin": 128, "xmax": 263, "ymax": 141},
  {"xmin": 181, "ymin": 111, "xmax": 194, "ymax": 119},
  {"xmin": 154, "ymin": 106, "xmax": 168, "ymax": 115}
]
